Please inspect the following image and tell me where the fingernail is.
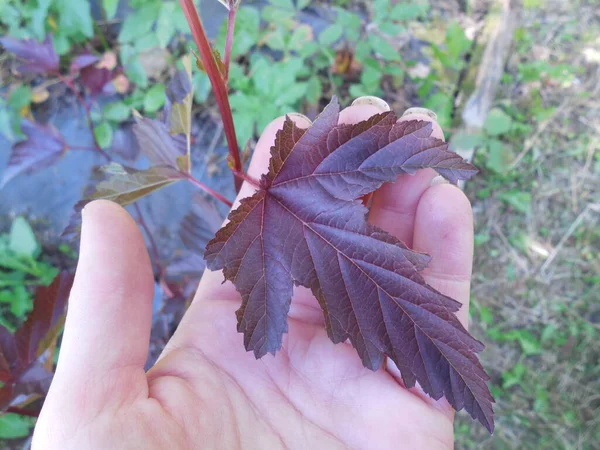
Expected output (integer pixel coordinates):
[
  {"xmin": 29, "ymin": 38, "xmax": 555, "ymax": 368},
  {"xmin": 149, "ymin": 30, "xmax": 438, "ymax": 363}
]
[
  {"xmin": 287, "ymin": 112, "xmax": 312, "ymax": 126},
  {"xmin": 402, "ymin": 107, "xmax": 437, "ymax": 121},
  {"xmin": 429, "ymin": 175, "xmax": 449, "ymax": 186},
  {"xmin": 351, "ymin": 96, "xmax": 391, "ymax": 112}
]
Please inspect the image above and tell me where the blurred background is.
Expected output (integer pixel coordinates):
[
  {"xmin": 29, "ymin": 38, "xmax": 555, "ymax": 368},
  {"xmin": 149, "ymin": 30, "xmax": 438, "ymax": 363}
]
[{"xmin": 0, "ymin": 0, "xmax": 598, "ymax": 448}]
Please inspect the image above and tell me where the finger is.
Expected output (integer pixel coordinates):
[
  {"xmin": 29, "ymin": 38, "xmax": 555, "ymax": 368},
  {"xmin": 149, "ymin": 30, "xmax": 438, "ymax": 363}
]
[
  {"xmin": 51, "ymin": 200, "xmax": 154, "ymax": 399},
  {"xmin": 412, "ymin": 184, "xmax": 474, "ymax": 327},
  {"xmin": 368, "ymin": 108, "xmax": 445, "ymax": 247}
]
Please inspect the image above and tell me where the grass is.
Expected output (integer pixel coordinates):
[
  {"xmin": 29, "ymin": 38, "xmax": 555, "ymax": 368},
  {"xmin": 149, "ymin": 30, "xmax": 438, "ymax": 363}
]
[{"xmin": 456, "ymin": 0, "xmax": 600, "ymax": 448}]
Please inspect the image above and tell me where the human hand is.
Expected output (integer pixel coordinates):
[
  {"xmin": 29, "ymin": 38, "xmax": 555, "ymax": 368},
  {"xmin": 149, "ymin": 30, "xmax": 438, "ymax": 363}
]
[{"xmin": 32, "ymin": 99, "xmax": 474, "ymax": 450}]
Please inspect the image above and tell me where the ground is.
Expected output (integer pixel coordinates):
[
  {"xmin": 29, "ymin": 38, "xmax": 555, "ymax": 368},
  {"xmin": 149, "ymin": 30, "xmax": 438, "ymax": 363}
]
[{"xmin": 0, "ymin": 0, "xmax": 599, "ymax": 448}]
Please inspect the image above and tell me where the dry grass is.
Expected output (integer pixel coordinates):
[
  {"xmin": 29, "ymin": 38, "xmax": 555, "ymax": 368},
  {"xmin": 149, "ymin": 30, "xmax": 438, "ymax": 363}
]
[{"xmin": 455, "ymin": 1, "xmax": 600, "ymax": 448}]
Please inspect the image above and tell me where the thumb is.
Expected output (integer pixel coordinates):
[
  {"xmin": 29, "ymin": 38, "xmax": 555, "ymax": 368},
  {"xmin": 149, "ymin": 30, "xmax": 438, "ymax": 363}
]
[{"xmin": 45, "ymin": 200, "xmax": 154, "ymax": 411}]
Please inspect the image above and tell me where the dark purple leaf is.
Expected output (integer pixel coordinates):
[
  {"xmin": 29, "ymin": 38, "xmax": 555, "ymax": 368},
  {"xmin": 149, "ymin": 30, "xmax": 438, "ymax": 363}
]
[
  {"xmin": 69, "ymin": 53, "xmax": 100, "ymax": 74},
  {"xmin": 61, "ymin": 166, "xmax": 107, "ymax": 240},
  {"xmin": 1, "ymin": 120, "xmax": 67, "ymax": 188},
  {"xmin": 15, "ymin": 272, "xmax": 73, "ymax": 365},
  {"xmin": 205, "ymin": 98, "xmax": 493, "ymax": 432},
  {"xmin": 166, "ymin": 69, "xmax": 193, "ymax": 104},
  {"xmin": 110, "ymin": 125, "xmax": 141, "ymax": 161},
  {"xmin": 180, "ymin": 194, "xmax": 223, "ymax": 254},
  {"xmin": 167, "ymin": 252, "xmax": 206, "ymax": 278},
  {"xmin": 133, "ymin": 117, "xmax": 187, "ymax": 170},
  {"xmin": 79, "ymin": 65, "xmax": 113, "ymax": 95},
  {"xmin": 0, "ymin": 35, "xmax": 59, "ymax": 74},
  {"xmin": 0, "ymin": 272, "xmax": 73, "ymax": 411},
  {"xmin": 0, "ymin": 327, "xmax": 18, "ymax": 381},
  {"xmin": 85, "ymin": 163, "xmax": 186, "ymax": 206},
  {"xmin": 162, "ymin": 56, "xmax": 193, "ymax": 172}
]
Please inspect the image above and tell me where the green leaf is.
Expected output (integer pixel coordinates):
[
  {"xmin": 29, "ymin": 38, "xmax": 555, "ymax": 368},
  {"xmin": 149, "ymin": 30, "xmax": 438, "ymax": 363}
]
[
  {"xmin": 368, "ymin": 34, "xmax": 400, "ymax": 61},
  {"xmin": 102, "ymin": 0, "xmax": 119, "ymax": 20},
  {"xmin": 193, "ymin": 72, "xmax": 211, "ymax": 103},
  {"xmin": 288, "ymin": 24, "xmax": 313, "ymax": 52},
  {"xmin": 264, "ymin": 29, "xmax": 286, "ymax": 51},
  {"xmin": 9, "ymin": 217, "xmax": 38, "ymax": 258},
  {"xmin": 277, "ymin": 82, "xmax": 307, "ymax": 106},
  {"xmin": 9, "ymin": 85, "xmax": 32, "ymax": 110},
  {"xmin": 379, "ymin": 22, "xmax": 405, "ymax": 37},
  {"xmin": 423, "ymin": 92, "xmax": 453, "ymax": 128},
  {"xmin": 156, "ymin": 2, "xmax": 177, "ymax": 48},
  {"xmin": 305, "ymin": 75, "xmax": 322, "ymax": 105},
  {"xmin": 360, "ymin": 65, "xmax": 383, "ymax": 91},
  {"xmin": 319, "ymin": 24, "xmax": 343, "ymax": 46},
  {"xmin": 226, "ymin": 6, "xmax": 261, "ymax": 57},
  {"xmin": 267, "ymin": 0, "xmax": 295, "ymax": 9},
  {"xmin": 485, "ymin": 139, "xmax": 513, "ymax": 174},
  {"xmin": 118, "ymin": 2, "xmax": 160, "ymax": 43},
  {"xmin": 451, "ymin": 131, "xmax": 485, "ymax": 150},
  {"xmin": 55, "ymin": 0, "xmax": 94, "ymax": 39},
  {"xmin": 349, "ymin": 83, "xmax": 369, "ymax": 98},
  {"xmin": 104, "ymin": 102, "xmax": 131, "ymax": 123},
  {"xmin": 498, "ymin": 190, "xmax": 531, "ymax": 214},
  {"xmin": 296, "ymin": 0, "xmax": 311, "ymax": 10},
  {"xmin": 484, "ymin": 108, "xmax": 513, "ymax": 136},
  {"xmin": 9, "ymin": 285, "xmax": 33, "ymax": 318},
  {"xmin": 124, "ymin": 57, "xmax": 149, "ymax": 89},
  {"xmin": 143, "ymin": 84, "xmax": 166, "ymax": 113},
  {"xmin": 390, "ymin": 3, "xmax": 428, "ymax": 21},
  {"xmin": 87, "ymin": 163, "xmax": 186, "ymax": 207},
  {"xmin": 0, "ymin": 413, "xmax": 36, "ymax": 439},
  {"xmin": 31, "ymin": 0, "xmax": 52, "ymax": 41},
  {"xmin": 94, "ymin": 122, "xmax": 113, "ymax": 149},
  {"xmin": 446, "ymin": 22, "xmax": 471, "ymax": 60}
]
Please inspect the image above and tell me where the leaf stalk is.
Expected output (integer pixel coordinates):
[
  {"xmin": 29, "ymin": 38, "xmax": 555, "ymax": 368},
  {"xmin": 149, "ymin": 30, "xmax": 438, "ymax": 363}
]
[{"xmin": 179, "ymin": 0, "xmax": 243, "ymax": 192}]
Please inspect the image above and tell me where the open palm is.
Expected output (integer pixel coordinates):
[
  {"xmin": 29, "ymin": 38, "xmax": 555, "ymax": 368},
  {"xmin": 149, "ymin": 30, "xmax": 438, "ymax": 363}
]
[{"xmin": 33, "ymin": 102, "xmax": 474, "ymax": 450}]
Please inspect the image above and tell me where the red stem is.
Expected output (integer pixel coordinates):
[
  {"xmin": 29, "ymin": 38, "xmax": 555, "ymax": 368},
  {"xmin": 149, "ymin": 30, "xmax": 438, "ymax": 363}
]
[
  {"xmin": 232, "ymin": 168, "xmax": 260, "ymax": 188},
  {"xmin": 6, "ymin": 407, "xmax": 39, "ymax": 418},
  {"xmin": 223, "ymin": 7, "xmax": 237, "ymax": 80},
  {"xmin": 133, "ymin": 204, "xmax": 175, "ymax": 298},
  {"xmin": 179, "ymin": 0, "xmax": 243, "ymax": 192},
  {"xmin": 186, "ymin": 174, "xmax": 233, "ymax": 207}
]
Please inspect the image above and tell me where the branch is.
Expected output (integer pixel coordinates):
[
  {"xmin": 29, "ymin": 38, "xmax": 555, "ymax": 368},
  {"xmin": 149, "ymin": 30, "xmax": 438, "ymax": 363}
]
[
  {"xmin": 186, "ymin": 174, "xmax": 233, "ymax": 207},
  {"xmin": 223, "ymin": 7, "xmax": 237, "ymax": 80},
  {"xmin": 179, "ymin": 0, "xmax": 243, "ymax": 192}
]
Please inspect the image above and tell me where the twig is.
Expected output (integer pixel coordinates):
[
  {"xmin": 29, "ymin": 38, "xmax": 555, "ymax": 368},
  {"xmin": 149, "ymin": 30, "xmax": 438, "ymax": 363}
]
[
  {"xmin": 223, "ymin": 7, "xmax": 237, "ymax": 80},
  {"xmin": 232, "ymin": 168, "xmax": 260, "ymax": 188},
  {"xmin": 179, "ymin": 0, "xmax": 243, "ymax": 192},
  {"xmin": 134, "ymin": 204, "xmax": 162, "ymax": 268},
  {"xmin": 538, "ymin": 203, "xmax": 600, "ymax": 277},
  {"xmin": 509, "ymin": 99, "xmax": 569, "ymax": 169},
  {"xmin": 492, "ymin": 223, "xmax": 530, "ymax": 273},
  {"xmin": 511, "ymin": 67, "xmax": 600, "ymax": 169},
  {"xmin": 133, "ymin": 204, "xmax": 175, "ymax": 299},
  {"xmin": 186, "ymin": 174, "xmax": 233, "ymax": 207}
]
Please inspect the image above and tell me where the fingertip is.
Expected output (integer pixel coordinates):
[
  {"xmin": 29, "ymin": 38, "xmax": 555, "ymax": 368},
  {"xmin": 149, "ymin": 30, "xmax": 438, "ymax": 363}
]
[
  {"xmin": 413, "ymin": 184, "xmax": 474, "ymax": 326},
  {"xmin": 82, "ymin": 199, "xmax": 134, "ymax": 226},
  {"xmin": 397, "ymin": 112, "xmax": 445, "ymax": 141},
  {"xmin": 247, "ymin": 113, "xmax": 312, "ymax": 181},
  {"xmin": 339, "ymin": 104, "xmax": 384, "ymax": 125}
]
